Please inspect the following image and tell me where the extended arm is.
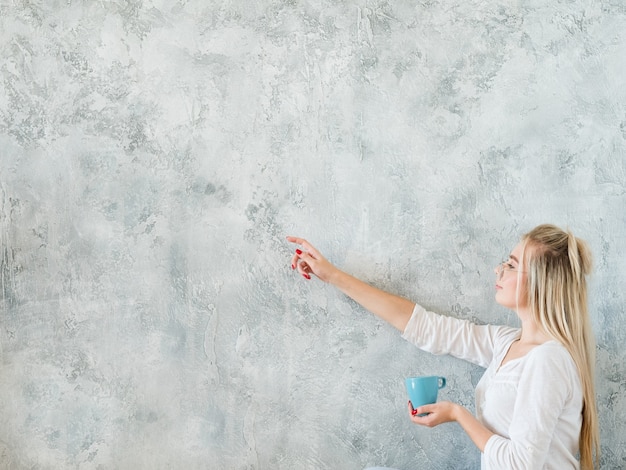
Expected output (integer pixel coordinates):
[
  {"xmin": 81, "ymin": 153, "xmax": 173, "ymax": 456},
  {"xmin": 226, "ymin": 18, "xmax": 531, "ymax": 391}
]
[{"xmin": 287, "ymin": 236, "xmax": 415, "ymax": 331}]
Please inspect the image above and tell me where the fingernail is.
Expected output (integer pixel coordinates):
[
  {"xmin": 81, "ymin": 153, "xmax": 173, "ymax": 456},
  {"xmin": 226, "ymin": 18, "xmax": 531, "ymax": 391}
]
[
  {"xmin": 303, "ymin": 273, "xmax": 310, "ymax": 280},
  {"xmin": 291, "ymin": 264, "xmax": 295, "ymax": 270},
  {"xmin": 412, "ymin": 409, "xmax": 418, "ymax": 416},
  {"xmin": 295, "ymin": 249, "xmax": 302, "ymax": 255}
]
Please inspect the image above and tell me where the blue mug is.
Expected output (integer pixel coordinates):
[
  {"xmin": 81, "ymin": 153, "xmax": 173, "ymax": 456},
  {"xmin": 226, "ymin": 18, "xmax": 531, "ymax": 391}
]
[{"xmin": 405, "ymin": 376, "xmax": 446, "ymax": 413}]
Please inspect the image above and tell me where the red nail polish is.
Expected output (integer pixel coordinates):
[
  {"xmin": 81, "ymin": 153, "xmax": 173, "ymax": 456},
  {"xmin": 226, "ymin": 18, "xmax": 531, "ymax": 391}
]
[
  {"xmin": 303, "ymin": 273, "xmax": 310, "ymax": 280},
  {"xmin": 291, "ymin": 264, "xmax": 295, "ymax": 270},
  {"xmin": 412, "ymin": 409, "xmax": 418, "ymax": 416},
  {"xmin": 295, "ymin": 249, "xmax": 302, "ymax": 255}
]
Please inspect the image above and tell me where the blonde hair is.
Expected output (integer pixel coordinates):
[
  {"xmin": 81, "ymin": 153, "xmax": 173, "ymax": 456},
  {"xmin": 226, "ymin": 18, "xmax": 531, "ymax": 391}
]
[{"xmin": 520, "ymin": 224, "xmax": 599, "ymax": 469}]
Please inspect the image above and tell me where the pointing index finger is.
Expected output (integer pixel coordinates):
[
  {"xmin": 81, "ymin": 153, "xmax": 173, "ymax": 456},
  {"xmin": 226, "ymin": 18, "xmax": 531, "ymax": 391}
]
[{"xmin": 286, "ymin": 236, "xmax": 319, "ymax": 258}]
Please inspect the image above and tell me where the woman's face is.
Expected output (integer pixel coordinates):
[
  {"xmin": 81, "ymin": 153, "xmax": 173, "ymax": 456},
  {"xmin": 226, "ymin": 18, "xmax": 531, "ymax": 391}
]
[{"xmin": 494, "ymin": 242, "xmax": 528, "ymax": 312}]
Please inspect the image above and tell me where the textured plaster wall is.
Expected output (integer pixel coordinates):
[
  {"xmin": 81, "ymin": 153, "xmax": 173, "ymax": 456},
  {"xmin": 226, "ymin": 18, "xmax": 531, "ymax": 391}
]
[{"xmin": 1, "ymin": 1, "xmax": 625, "ymax": 469}]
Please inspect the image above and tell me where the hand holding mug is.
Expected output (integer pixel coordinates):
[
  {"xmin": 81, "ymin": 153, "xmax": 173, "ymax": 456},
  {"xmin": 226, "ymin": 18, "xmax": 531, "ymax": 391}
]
[
  {"xmin": 408, "ymin": 400, "xmax": 460, "ymax": 427},
  {"xmin": 405, "ymin": 376, "xmax": 446, "ymax": 417}
]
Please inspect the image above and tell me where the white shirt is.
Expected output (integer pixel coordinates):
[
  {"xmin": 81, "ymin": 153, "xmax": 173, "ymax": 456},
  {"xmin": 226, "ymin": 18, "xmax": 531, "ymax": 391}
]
[{"xmin": 401, "ymin": 303, "xmax": 583, "ymax": 469}]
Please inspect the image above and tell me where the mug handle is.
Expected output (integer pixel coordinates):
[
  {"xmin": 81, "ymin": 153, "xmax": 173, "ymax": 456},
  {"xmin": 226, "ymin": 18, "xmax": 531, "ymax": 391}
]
[{"xmin": 438, "ymin": 377, "xmax": 446, "ymax": 389}]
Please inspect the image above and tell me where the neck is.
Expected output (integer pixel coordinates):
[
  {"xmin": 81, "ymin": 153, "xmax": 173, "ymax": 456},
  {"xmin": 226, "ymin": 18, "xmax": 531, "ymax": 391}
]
[{"xmin": 518, "ymin": 316, "xmax": 551, "ymax": 345}]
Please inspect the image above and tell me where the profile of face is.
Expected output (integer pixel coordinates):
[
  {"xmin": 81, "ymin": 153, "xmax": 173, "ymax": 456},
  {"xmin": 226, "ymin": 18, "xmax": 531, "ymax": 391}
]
[{"xmin": 494, "ymin": 242, "xmax": 529, "ymax": 313}]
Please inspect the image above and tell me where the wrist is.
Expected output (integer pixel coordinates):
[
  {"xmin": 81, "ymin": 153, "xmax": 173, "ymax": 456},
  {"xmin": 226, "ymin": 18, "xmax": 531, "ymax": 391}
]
[
  {"xmin": 326, "ymin": 266, "xmax": 344, "ymax": 286},
  {"xmin": 451, "ymin": 403, "xmax": 465, "ymax": 422}
]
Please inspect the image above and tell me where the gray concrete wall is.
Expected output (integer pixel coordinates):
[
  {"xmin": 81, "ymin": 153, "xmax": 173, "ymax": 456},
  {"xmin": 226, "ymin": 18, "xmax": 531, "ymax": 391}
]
[{"xmin": 1, "ymin": 1, "xmax": 625, "ymax": 469}]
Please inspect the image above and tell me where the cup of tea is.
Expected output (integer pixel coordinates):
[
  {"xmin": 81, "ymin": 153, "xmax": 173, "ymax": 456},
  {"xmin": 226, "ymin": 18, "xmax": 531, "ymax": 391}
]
[{"xmin": 405, "ymin": 376, "xmax": 446, "ymax": 415}]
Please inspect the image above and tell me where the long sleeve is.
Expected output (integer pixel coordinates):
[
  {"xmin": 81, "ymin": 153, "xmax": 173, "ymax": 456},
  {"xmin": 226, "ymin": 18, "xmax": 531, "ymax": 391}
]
[
  {"xmin": 401, "ymin": 303, "xmax": 519, "ymax": 368},
  {"xmin": 481, "ymin": 342, "xmax": 582, "ymax": 469}
]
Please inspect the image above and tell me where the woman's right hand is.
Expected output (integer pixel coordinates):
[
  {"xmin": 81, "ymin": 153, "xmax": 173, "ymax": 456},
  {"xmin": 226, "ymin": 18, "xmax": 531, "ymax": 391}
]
[
  {"xmin": 286, "ymin": 236, "xmax": 415, "ymax": 331},
  {"xmin": 286, "ymin": 236, "xmax": 338, "ymax": 283}
]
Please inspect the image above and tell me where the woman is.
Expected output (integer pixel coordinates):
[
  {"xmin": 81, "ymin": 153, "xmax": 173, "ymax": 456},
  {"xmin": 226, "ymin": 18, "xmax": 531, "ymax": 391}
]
[{"xmin": 288, "ymin": 224, "xmax": 599, "ymax": 469}]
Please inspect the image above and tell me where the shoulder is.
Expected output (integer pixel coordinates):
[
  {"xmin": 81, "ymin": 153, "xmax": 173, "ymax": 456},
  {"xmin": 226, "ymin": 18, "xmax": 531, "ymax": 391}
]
[
  {"xmin": 519, "ymin": 341, "xmax": 582, "ymax": 403},
  {"xmin": 528, "ymin": 341, "xmax": 574, "ymax": 364},
  {"xmin": 495, "ymin": 325, "xmax": 521, "ymax": 341},
  {"xmin": 491, "ymin": 325, "xmax": 521, "ymax": 350},
  {"xmin": 524, "ymin": 341, "xmax": 579, "ymax": 383}
]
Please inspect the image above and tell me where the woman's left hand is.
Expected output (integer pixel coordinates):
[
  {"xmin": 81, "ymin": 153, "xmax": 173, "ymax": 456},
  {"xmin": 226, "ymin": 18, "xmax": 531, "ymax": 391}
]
[{"xmin": 407, "ymin": 400, "xmax": 460, "ymax": 427}]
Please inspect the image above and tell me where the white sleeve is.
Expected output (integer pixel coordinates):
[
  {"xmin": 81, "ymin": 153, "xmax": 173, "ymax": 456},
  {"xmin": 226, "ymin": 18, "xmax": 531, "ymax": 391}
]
[
  {"xmin": 482, "ymin": 344, "xmax": 581, "ymax": 469},
  {"xmin": 401, "ymin": 303, "xmax": 519, "ymax": 368}
]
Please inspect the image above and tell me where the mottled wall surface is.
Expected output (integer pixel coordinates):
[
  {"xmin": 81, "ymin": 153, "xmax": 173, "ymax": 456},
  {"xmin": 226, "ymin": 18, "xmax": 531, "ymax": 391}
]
[{"xmin": 1, "ymin": 1, "xmax": 625, "ymax": 469}]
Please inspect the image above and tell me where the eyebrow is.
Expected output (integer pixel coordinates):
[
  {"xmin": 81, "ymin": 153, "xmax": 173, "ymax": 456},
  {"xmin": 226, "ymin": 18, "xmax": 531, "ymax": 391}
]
[{"xmin": 509, "ymin": 255, "xmax": 519, "ymax": 263}]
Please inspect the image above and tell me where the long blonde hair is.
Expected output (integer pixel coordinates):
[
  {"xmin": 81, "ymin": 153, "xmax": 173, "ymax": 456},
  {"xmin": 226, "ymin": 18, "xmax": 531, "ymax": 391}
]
[{"xmin": 520, "ymin": 224, "xmax": 599, "ymax": 469}]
